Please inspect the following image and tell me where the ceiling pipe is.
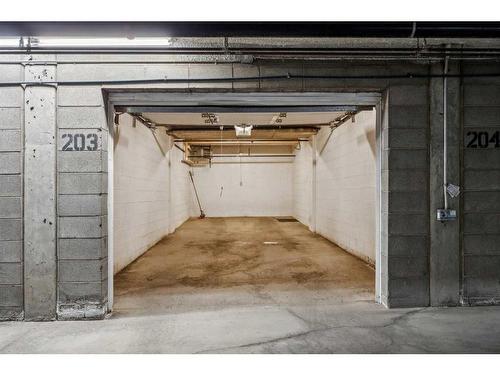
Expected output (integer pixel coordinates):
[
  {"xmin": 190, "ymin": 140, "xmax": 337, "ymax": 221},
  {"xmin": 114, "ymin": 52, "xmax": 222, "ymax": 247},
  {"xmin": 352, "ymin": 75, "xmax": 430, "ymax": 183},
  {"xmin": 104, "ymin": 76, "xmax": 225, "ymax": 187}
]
[{"xmin": 2, "ymin": 72, "xmax": 500, "ymax": 88}]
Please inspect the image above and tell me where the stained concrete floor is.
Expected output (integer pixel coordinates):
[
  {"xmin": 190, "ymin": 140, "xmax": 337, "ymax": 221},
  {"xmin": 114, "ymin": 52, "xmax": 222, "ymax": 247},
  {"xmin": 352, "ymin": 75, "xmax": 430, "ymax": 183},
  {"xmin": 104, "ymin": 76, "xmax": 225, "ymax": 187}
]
[{"xmin": 1, "ymin": 217, "xmax": 500, "ymax": 353}]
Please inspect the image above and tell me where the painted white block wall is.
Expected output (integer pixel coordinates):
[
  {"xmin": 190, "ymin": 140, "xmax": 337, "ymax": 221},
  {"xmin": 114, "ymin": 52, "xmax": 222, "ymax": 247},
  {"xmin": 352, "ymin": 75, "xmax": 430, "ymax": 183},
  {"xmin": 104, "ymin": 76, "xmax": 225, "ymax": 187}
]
[
  {"xmin": 113, "ymin": 114, "xmax": 193, "ymax": 274},
  {"xmin": 192, "ymin": 157, "xmax": 293, "ymax": 217},
  {"xmin": 293, "ymin": 109, "xmax": 377, "ymax": 263},
  {"xmin": 170, "ymin": 144, "xmax": 196, "ymax": 229},
  {"xmin": 292, "ymin": 141, "xmax": 313, "ymax": 227}
]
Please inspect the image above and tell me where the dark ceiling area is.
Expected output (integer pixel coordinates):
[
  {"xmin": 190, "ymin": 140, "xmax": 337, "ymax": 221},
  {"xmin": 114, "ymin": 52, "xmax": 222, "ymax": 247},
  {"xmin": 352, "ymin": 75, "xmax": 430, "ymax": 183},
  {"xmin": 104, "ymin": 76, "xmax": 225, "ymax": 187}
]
[{"xmin": 1, "ymin": 22, "xmax": 500, "ymax": 38}]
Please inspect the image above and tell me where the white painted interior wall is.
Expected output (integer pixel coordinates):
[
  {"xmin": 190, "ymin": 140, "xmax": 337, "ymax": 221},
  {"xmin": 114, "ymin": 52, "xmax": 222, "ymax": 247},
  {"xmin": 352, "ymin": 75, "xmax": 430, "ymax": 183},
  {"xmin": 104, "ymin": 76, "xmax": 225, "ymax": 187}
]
[
  {"xmin": 113, "ymin": 114, "xmax": 193, "ymax": 274},
  {"xmin": 292, "ymin": 141, "xmax": 313, "ymax": 227},
  {"xmin": 293, "ymin": 109, "xmax": 377, "ymax": 263},
  {"xmin": 169, "ymin": 144, "xmax": 197, "ymax": 230},
  {"xmin": 191, "ymin": 157, "xmax": 293, "ymax": 217}
]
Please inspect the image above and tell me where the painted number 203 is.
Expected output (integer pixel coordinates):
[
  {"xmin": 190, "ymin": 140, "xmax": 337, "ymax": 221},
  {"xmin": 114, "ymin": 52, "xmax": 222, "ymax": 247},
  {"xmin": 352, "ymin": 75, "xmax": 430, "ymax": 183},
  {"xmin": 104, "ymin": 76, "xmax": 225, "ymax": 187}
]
[
  {"xmin": 61, "ymin": 133, "xmax": 98, "ymax": 151},
  {"xmin": 465, "ymin": 131, "xmax": 500, "ymax": 149}
]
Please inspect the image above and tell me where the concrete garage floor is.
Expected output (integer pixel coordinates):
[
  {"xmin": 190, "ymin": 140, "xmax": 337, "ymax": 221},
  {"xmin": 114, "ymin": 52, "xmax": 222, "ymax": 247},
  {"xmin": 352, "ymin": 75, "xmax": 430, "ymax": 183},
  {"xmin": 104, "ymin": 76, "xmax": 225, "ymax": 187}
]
[{"xmin": 1, "ymin": 217, "xmax": 500, "ymax": 353}]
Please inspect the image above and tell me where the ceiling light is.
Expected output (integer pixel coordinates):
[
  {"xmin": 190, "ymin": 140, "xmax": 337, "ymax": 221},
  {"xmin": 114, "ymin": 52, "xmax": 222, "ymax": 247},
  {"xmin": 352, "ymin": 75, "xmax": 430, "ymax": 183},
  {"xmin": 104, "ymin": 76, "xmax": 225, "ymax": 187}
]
[
  {"xmin": 35, "ymin": 37, "xmax": 172, "ymax": 48},
  {"xmin": 0, "ymin": 37, "xmax": 172, "ymax": 50},
  {"xmin": 235, "ymin": 124, "xmax": 253, "ymax": 137},
  {"xmin": 0, "ymin": 38, "xmax": 24, "ymax": 48}
]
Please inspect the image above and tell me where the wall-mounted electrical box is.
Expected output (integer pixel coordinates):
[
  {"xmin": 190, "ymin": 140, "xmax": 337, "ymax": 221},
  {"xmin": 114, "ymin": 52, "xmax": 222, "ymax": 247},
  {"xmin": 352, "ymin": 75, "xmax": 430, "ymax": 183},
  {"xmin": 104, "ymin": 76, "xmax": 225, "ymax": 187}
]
[{"xmin": 437, "ymin": 209, "xmax": 457, "ymax": 222}]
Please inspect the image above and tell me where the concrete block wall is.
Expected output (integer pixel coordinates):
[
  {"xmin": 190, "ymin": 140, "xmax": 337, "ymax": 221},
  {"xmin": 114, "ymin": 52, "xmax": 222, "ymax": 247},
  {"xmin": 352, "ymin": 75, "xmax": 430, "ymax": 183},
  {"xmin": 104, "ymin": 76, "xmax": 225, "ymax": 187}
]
[
  {"xmin": 0, "ymin": 64, "xmax": 23, "ymax": 320},
  {"xmin": 192, "ymin": 158, "xmax": 293, "ymax": 217},
  {"xmin": 462, "ymin": 63, "xmax": 500, "ymax": 305},
  {"xmin": 56, "ymin": 85, "xmax": 109, "ymax": 319},
  {"xmin": 1, "ymin": 54, "xmax": 499, "ymax": 318},
  {"xmin": 315, "ymin": 109, "xmax": 377, "ymax": 264},
  {"xmin": 382, "ymin": 84, "xmax": 430, "ymax": 307},
  {"xmin": 169, "ymin": 144, "xmax": 196, "ymax": 229},
  {"xmin": 292, "ymin": 141, "xmax": 313, "ymax": 227},
  {"xmin": 113, "ymin": 114, "xmax": 171, "ymax": 274}
]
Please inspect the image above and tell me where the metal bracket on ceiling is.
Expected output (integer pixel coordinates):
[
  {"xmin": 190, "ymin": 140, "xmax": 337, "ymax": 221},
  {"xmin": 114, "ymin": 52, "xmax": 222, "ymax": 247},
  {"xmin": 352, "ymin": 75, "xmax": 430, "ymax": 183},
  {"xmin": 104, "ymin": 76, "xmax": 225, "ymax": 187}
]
[
  {"xmin": 131, "ymin": 113, "xmax": 157, "ymax": 130},
  {"xmin": 329, "ymin": 111, "xmax": 358, "ymax": 130}
]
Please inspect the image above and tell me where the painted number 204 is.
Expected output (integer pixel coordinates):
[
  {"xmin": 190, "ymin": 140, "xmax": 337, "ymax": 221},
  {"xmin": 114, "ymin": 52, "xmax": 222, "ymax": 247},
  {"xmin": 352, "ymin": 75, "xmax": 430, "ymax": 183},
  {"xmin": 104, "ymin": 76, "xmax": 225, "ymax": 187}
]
[
  {"xmin": 466, "ymin": 131, "xmax": 500, "ymax": 149},
  {"xmin": 61, "ymin": 133, "xmax": 98, "ymax": 151}
]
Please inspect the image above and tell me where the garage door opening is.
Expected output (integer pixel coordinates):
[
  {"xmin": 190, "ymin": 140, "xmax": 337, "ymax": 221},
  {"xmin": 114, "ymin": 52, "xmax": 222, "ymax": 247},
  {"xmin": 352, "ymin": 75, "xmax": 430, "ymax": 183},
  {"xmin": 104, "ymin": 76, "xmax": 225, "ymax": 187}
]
[{"xmin": 107, "ymin": 93, "xmax": 382, "ymax": 318}]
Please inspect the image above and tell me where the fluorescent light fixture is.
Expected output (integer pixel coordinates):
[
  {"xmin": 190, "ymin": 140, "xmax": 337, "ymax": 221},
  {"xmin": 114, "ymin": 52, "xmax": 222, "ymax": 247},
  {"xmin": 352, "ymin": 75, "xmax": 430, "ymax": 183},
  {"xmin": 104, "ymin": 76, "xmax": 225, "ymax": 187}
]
[
  {"xmin": 0, "ymin": 36, "xmax": 172, "ymax": 49},
  {"xmin": 235, "ymin": 124, "xmax": 253, "ymax": 137},
  {"xmin": 33, "ymin": 37, "xmax": 172, "ymax": 49},
  {"xmin": 0, "ymin": 38, "xmax": 24, "ymax": 48}
]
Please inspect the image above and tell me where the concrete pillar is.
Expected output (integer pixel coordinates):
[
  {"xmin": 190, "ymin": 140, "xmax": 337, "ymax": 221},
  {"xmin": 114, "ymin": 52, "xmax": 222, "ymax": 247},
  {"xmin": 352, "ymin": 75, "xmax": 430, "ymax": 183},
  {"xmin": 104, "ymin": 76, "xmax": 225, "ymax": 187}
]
[
  {"xmin": 429, "ymin": 61, "xmax": 461, "ymax": 306},
  {"xmin": 23, "ymin": 63, "xmax": 57, "ymax": 320}
]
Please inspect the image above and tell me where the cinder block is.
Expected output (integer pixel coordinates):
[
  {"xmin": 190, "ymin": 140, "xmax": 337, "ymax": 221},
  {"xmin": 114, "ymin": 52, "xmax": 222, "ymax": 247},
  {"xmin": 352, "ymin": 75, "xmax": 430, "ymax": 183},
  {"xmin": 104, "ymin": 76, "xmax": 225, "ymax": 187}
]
[
  {"xmin": 464, "ymin": 213, "xmax": 500, "ymax": 235},
  {"xmin": 464, "ymin": 149, "xmax": 500, "ymax": 170},
  {"xmin": 0, "ymin": 241, "xmax": 22, "ymax": 262},
  {"xmin": 464, "ymin": 106, "xmax": 500, "ymax": 128},
  {"xmin": 259, "ymin": 64, "xmax": 304, "ymax": 90},
  {"xmin": 385, "ymin": 213, "xmax": 428, "ymax": 235},
  {"xmin": 464, "ymin": 277, "xmax": 500, "ymax": 298},
  {"xmin": 465, "ymin": 170, "xmax": 500, "ymax": 190},
  {"xmin": 0, "ymin": 175, "xmax": 21, "ymax": 197},
  {"xmin": 188, "ymin": 63, "xmax": 233, "ymax": 89},
  {"xmin": 383, "ymin": 128, "xmax": 427, "ymax": 149},
  {"xmin": 101, "ymin": 278, "xmax": 108, "ymax": 300},
  {"xmin": 0, "ymin": 219, "xmax": 22, "ymax": 240},
  {"xmin": 58, "ymin": 216, "xmax": 104, "ymax": 238},
  {"xmin": 0, "ymin": 197, "xmax": 21, "ymax": 218},
  {"xmin": 57, "ymin": 151, "xmax": 107, "ymax": 173},
  {"xmin": 58, "ymin": 259, "xmax": 106, "ymax": 282},
  {"xmin": 390, "ymin": 85, "xmax": 428, "ymax": 106},
  {"xmin": 0, "ymin": 263, "xmax": 22, "ymax": 284},
  {"xmin": 388, "ymin": 105, "xmax": 428, "ymax": 128},
  {"xmin": 388, "ymin": 277, "xmax": 429, "ymax": 306},
  {"xmin": 0, "ymin": 87, "xmax": 23, "ymax": 107},
  {"xmin": 464, "ymin": 191, "xmax": 500, "ymax": 213},
  {"xmin": 383, "ymin": 149, "xmax": 427, "ymax": 170},
  {"xmin": 382, "ymin": 191, "xmax": 428, "ymax": 213},
  {"xmin": 58, "ymin": 194, "xmax": 107, "ymax": 216},
  {"xmin": 383, "ymin": 235, "xmax": 428, "ymax": 257},
  {"xmin": 0, "ymin": 108, "xmax": 22, "ymax": 129},
  {"xmin": 464, "ymin": 255, "xmax": 500, "ymax": 277},
  {"xmin": 0, "ymin": 65, "xmax": 22, "ymax": 80},
  {"xmin": 57, "ymin": 302, "xmax": 106, "ymax": 320},
  {"xmin": 0, "ymin": 152, "xmax": 21, "ymax": 174},
  {"xmin": 464, "ymin": 85, "xmax": 500, "ymax": 106},
  {"xmin": 57, "ymin": 106, "xmax": 107, "ymax": 130},
  {"xmin": 382, "ymin": 169, "xmax": 428, "ymax": 192},
  {"xmin": 0, "ymin": 285, "xmax": 22, "ymax": 307},
  {"xmin": 464, "ymin": 234, "xmax": 500, "ymax": 255},
  {"xmin": 58, "ymin": 173, "xmax": 107, "ymax": 194},
  {"xmin": 58, "ymin": 63, "xmax": 189, "ymax": 82},
  {"xmin": 389, "ymin": 256, "xmax": 429, "ymax": 278},
  {"xmin": 58, "ymin": 128, "xmax": 106, "ymax": 151},
  {"xmin": 57, "ymin": 86, "xmax": 104, "ymax": 107},
  {"xmin": 58, "ymin": 237, "xmax": 106, "ymax": 260},
  {"xmin": 0, "ymin": 307, "xmax": 23, "ymax": 319},
  {"xmin": 233, "ymin": 63, "xmax": 260, "ymax": 89},
  {"xmin": 58, "ymin": 282, "xmax": 103, "ymax": 303},
  {"xmin": 0, "ymin": 130, "xmax": 21, "ymax": 152}
]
